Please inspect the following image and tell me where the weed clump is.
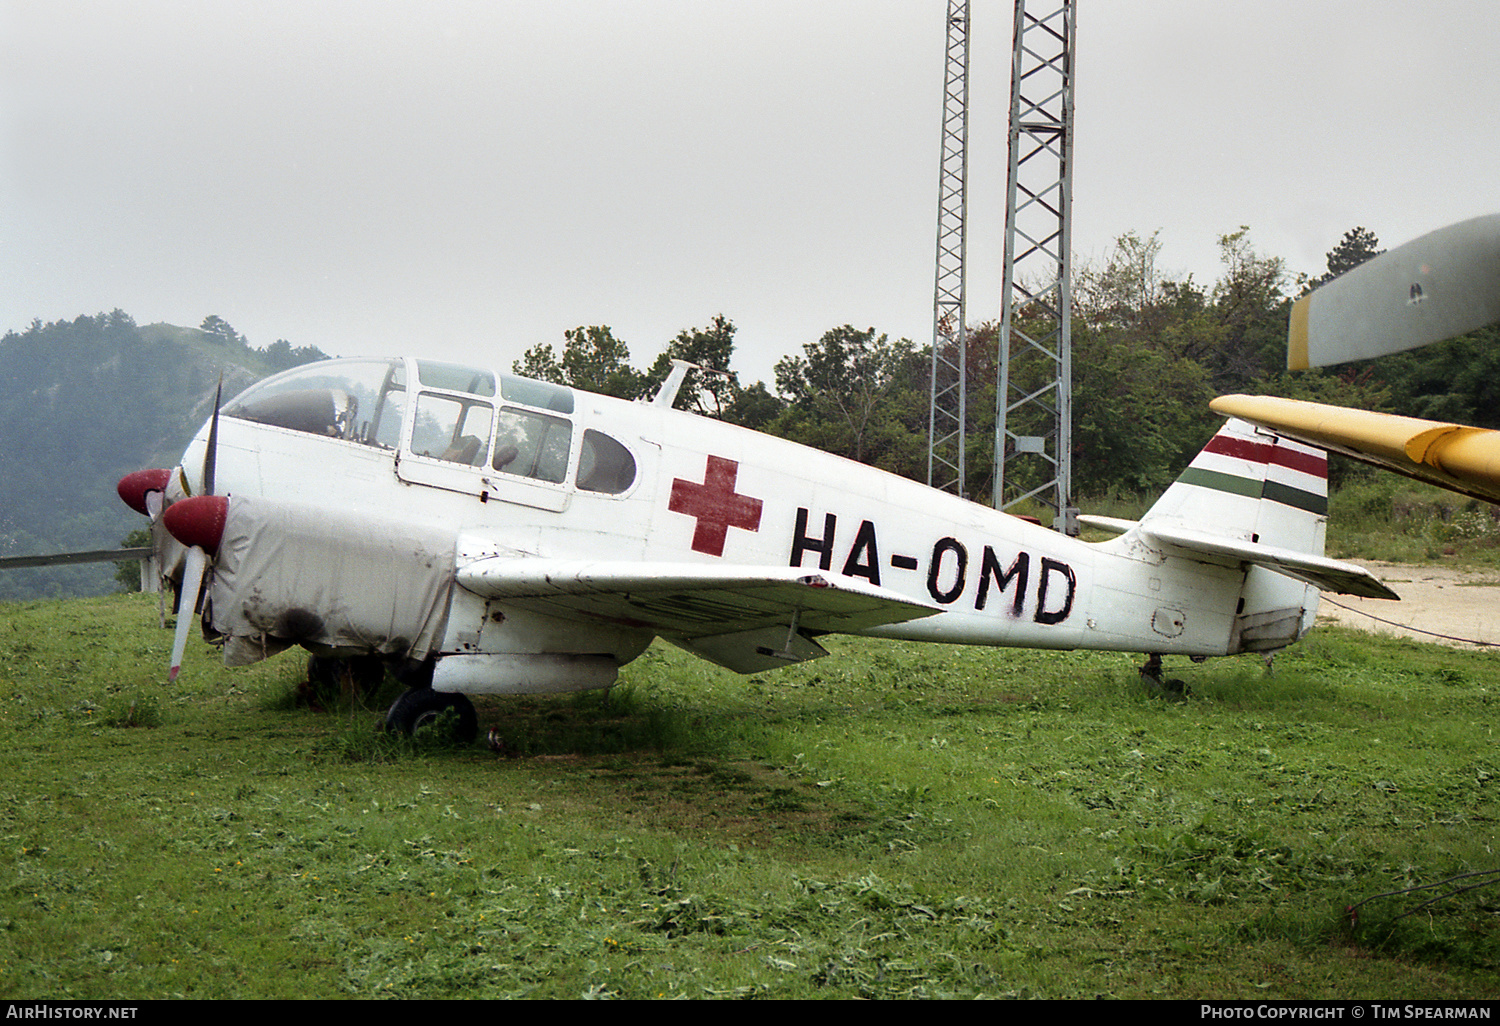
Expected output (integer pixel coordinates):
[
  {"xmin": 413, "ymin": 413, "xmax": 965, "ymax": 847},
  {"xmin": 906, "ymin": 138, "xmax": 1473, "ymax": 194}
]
[{"xmin": 104, "ymin": 693, "xmax": 162, "ymax": 728}]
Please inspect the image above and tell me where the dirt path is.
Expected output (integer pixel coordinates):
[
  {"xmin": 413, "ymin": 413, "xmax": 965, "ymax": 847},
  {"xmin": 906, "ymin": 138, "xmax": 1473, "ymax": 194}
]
[{"xmin": 1316, "ymin": 562, "xmax": 1500, "ymax": 648}]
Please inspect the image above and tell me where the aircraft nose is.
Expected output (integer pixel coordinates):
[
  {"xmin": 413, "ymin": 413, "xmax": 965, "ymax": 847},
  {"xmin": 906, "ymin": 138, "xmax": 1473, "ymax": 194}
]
[
  {"xmin": 117, "ymin": 468, "xmax": 173, "ymax": 516},
  {"xmin": 162, "ymin": 494, "xmax": 229, "ymax": 556}
]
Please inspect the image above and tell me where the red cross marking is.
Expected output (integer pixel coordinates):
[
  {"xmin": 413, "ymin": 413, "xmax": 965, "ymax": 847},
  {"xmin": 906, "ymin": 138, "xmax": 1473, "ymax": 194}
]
[{"xmin": 668, "ymin": 455, "xmax": 763, "ymax": 556}]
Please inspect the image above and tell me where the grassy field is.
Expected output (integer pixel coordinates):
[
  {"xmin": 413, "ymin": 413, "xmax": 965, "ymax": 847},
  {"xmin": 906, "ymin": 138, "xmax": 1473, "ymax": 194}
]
[{"xmin": 1, "ymin": 591, "xmax": 1498, "ymax": 999}]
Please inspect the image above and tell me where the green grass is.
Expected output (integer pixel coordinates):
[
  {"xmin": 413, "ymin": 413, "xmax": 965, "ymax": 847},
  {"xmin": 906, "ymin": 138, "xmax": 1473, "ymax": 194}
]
[
  {"xmin": 1326, "ymin": 475, "xmax": 1500, "ymax": 566},
  {"xmin": 1, "ymin": 593, "xmax": 1498, "ymax": 998}
]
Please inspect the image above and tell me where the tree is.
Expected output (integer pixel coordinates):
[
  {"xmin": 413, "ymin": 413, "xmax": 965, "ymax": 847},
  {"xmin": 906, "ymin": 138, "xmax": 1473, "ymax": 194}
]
[
  {"xmin": 1076, "ymin": 230, "xmax": 1166, "ymax": 331},
  {"xmin": 1068, "ymin": 320, "xmax": 1217, "ymax": 495},
  {"xmin": 114, "ymin": 528, "xmax": 151, "ymax": 591},
  {"xmin": 645, "ymin": 314, "xmax": 741, "ymax": 416},
  {"xmin": 264, "ymin": 338, "xmax": 331, "ymax": 372},
  {"xmin": 773, "ymin": 325, "xmax": 919, "ymax": 467},
  {"xmin": 513, "ymin": 325, "xmax": 650, "ymax": 400},
  {"xmin": 1316, "ymin": 226, "xmax": 1384, "ymax": 287},
  {"xmin": 513, "ymin": 340, "xmax": 566, "ymax": 384},
  {"xmin": 1366, "ymin": 325, "xmax": 1500, "ymax": 429},
  {"xmin": 199, "ymin": 315, "xmax": 246, "ymax": 348},
  {"xmin": 1205, "ymin": 227, "xmax": 1291, "ymax": 390},
  {"xmin": 721, "ymin": 380, "xmax": 783, "ymax": 431}
]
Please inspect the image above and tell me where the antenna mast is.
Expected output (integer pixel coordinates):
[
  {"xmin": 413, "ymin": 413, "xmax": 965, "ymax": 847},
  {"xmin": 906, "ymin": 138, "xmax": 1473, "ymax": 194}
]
[
  {"xmin": 994, "ymin": 0, "xmax": 1077, "ymax": 534},
  {"xmin": 927, "ymin": 0, "xmax": 971, "ymax": 496}
]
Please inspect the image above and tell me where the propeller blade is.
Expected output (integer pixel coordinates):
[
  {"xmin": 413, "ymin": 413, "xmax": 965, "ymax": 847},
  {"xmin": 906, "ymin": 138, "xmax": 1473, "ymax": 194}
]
[
  {"xmin": 203, "ymin": 376, "xmax": 222, "ymax": 496},
  {"xmin": 159, "ymin": 494, "xmax": 228, "ymax": 683},
  {"xmin": 168, "ymin": 545, "xmax": 208, "ymax": 682},
  {"xmin": 1289, "ymin": 213, "xmax": 1500, "ymax": 369}
]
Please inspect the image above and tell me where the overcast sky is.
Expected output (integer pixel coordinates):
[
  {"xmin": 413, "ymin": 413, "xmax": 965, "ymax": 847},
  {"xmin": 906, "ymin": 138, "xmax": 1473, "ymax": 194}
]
[{"xmin": 3, "ymin": 1, "xmax": 1497, "ymax": 385}]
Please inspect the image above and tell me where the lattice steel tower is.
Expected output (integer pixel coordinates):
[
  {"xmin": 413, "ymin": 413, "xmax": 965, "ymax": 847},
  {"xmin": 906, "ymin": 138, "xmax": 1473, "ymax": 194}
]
[
  {"xmin": 927, "ymin": 0, "xmax": 971, "ymax": 496},
  {"xmin": 994, "ymin": 0, "xmax": 1077, "ymax": 533}
]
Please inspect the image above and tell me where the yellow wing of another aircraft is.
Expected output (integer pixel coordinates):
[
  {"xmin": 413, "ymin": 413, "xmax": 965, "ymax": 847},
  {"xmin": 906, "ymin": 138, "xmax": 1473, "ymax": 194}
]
[{"xmin": 1210, "ymin": 395, "xmax": 1500, "ymax": 505}]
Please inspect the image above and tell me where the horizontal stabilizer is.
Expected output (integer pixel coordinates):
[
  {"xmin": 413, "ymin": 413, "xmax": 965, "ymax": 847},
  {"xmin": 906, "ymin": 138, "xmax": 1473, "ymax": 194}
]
[
  {"xmin": 1211, "ymin": 394, "xmax": 1500, "ymax": 506},
  {"xmin": 1076, "ymin": 514, "xmax": 1135, "ymax": 537},
  {"xmin": 1140, "ymin": 523, "xmax": 1399, "ymax": 600},
  {"xmin": 1289, "ymin": 213, "xmax": 1500, "ymax": 369}
]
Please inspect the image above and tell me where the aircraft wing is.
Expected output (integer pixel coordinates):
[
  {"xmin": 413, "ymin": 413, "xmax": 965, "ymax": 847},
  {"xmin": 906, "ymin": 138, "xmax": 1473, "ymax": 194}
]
[
  {"xmin": 454, "ymin": 559, "xmax": 941, "ymax": 673},
  {"xmin": 1211, "ymin": 215, "xmax": 1500, "ymax": 506},
  {"xmin": 1211, "ymin": 395, "xmax": 1500, "ymax": 506}
]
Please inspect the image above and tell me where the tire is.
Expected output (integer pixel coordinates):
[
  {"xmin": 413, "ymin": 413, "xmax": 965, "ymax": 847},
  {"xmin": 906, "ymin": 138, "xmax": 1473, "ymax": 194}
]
[{"xmin": 384, "ymin": 688, "xmax": 478, "ymax": 744}]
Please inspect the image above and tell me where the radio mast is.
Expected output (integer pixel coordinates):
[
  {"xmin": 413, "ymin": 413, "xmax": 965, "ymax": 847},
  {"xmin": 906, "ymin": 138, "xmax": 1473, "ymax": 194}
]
[
  {"xmin": 927, "ymin": 0, "xmax": 971, "ymax": 497},
  {"xmin": 994, "ymin": 0, "xmax": 1077, "ymax": 534}
]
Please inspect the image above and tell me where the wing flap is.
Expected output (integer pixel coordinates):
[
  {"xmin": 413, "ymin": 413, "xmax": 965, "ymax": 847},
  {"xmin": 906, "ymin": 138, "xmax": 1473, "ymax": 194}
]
[{"xmin": 667, "ymin": 626, "xmax": 832, "ymax": 674}]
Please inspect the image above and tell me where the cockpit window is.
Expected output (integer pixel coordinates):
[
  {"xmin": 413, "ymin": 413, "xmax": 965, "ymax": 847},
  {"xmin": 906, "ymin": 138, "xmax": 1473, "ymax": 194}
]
[
  {"xmin": 500, "ymin": 375, "xmax": 574, "ymax": 414},
  {"xmin": 577, "ymin": 430, "xmax": 637, "ymax": 494},
  {"xmin": 492, "ymin": 408, "xmax": 571, "ymax": 484},
  {"xmin": 416, "ymin": 361, "xmax": 496, "ymax": 397},
  {"xmin": 223, "ymin": 359, "xmax": 401, "ymax": 443},
  {"xmin": 223, "ymin": 362, "xmax": 592, "ymax": 495}
]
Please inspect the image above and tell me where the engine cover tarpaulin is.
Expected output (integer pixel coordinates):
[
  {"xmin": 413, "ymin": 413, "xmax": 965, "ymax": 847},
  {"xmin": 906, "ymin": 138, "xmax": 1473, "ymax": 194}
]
[{"xmin": 208, "ymin": 495, "xmax": 455, "ymax": 665}]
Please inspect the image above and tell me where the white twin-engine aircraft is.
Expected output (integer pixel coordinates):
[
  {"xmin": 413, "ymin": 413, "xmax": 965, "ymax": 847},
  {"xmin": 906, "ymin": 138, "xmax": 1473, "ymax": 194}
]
[{"xmin": 117, "ymin": 357, "xmax": 1396, "ymax": 739}]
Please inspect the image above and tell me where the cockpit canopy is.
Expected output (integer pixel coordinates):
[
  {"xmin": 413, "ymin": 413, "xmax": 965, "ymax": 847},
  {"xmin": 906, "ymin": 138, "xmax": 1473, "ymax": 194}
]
[{"xmin": 222, "ymin": 358, "xmax": 635, "ymax": 494}]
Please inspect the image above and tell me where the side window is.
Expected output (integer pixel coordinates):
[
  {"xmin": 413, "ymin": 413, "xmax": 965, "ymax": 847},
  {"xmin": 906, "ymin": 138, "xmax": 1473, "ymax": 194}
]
[
  {"xmin": 577, "ymin": 430, "xmax": 637, "ymax": 494},
  {"xmin": 493, "ymin": 408, "xmax": 572, "ymax": 484},
  {"xmin": 411, "ymin": 394, "xmax": 494, "ymax": 466}
]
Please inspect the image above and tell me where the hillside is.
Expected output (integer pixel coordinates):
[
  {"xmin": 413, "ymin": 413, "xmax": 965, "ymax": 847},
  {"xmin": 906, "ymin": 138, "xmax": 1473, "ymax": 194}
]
[{"xmin": 0, "ymin": 312, "xmax": 325, "ymax": 599}]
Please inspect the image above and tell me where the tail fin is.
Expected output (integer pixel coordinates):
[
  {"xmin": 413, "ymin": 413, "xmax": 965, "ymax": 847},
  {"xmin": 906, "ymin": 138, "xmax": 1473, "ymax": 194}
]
[
  {"xmin": 1149, "ymin": 419, "xmax": 1395, "ymax": 650},
  {"xmin": 1081, "ymin": 418, "xmax": 1396, "ymax": 653},
  {"xmin": 1141, "ymin": 417, "xmax": 1329, "ymax": 556}
]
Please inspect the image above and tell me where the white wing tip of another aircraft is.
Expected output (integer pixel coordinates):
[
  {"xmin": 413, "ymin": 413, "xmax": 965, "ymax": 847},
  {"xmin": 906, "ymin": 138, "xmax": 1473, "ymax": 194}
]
[{"xmin": 1291, "ymin": 212, "xmax": 1500, "ymax": 369}]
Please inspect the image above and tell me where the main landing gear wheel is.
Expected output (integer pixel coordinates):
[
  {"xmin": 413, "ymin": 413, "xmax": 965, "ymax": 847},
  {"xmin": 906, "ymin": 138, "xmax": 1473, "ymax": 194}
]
[
  {"xmin": 384, "ymin": 688, "xmax": 478, "ymax": 744},
  {"xmin": 1139, "ymin": 654, "xmax": 1188, "ymax": 697}
]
